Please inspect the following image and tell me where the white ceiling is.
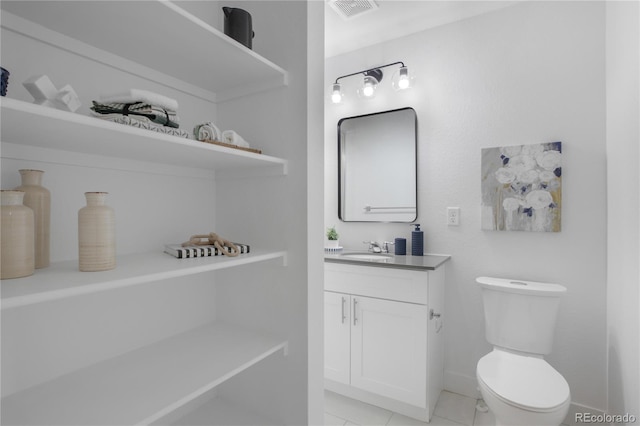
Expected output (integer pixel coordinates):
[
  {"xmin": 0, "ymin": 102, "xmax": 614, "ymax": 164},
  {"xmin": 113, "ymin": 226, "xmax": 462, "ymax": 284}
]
[{"xmin": 325, "ymin": 0, "xmax": 520, "ymax": 58}]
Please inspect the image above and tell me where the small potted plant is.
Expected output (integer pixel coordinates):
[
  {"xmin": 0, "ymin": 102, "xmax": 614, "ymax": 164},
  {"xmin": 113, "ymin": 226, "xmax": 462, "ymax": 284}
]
[{"xmin": 326, "ymin": 226, "xmax": 340, "ymax": 248}]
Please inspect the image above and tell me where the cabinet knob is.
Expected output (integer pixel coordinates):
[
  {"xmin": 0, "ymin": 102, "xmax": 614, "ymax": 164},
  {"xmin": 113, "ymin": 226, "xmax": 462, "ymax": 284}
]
[{"xmin": 429, "ymin": 309, "xmax": 441, "ymax": 320}]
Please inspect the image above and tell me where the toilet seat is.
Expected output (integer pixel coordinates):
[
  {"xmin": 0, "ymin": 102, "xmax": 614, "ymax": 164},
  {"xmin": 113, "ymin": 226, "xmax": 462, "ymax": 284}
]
[{"xmin": 477, "ymin": 350, "xmax": 570, "ymax": 412}]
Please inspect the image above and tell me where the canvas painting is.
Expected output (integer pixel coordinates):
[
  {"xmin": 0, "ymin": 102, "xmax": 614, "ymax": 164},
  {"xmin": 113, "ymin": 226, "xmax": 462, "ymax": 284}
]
[{"xmin": 481, "ymin": 142, "xmax": 562, "ymax": 232}]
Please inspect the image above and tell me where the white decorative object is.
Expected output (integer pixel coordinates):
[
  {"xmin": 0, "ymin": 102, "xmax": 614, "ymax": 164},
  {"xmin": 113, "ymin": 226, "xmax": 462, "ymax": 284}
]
[
  {"xmin": 1, "ymin": 190, "xmax": 35, "ymax": 279},
  {"xmin": 23, "ymin": 75, "xmax": 81, "ymax": 112},
  {"xmin": 14, "ymin": 169, "xmax": 50, "ymax": 268},
  {"xmin": 78, "ymin": 192, "xmax": 115, "ymax": 272}
]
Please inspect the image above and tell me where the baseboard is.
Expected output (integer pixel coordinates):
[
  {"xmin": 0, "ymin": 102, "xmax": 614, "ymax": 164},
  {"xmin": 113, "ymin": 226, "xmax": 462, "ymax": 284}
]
[{"xmin": 443, "ymin": 370, "xmax": 480, "ymax": 400}]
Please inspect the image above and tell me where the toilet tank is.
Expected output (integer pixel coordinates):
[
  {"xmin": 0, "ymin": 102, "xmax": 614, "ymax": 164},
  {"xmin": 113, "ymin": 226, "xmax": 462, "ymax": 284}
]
[{"xmin": 476, "ymin": 277, "xmax": 566, "ymax": 355}]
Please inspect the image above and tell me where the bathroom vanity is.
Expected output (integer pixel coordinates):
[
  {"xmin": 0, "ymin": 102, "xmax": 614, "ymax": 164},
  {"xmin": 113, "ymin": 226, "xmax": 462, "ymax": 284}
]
[{"xmin": 324, "ymin": 252, "xmax": 450, "ymax": 422}]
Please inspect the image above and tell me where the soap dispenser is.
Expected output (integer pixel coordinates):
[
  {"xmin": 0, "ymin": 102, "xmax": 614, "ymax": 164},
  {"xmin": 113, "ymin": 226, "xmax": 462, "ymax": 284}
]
[{"xmin": 411, "ymin": 223, "xmax": 423, "ymax": 256}]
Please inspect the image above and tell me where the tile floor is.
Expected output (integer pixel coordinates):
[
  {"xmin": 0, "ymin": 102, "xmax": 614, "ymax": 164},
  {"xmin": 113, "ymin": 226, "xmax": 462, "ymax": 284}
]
[{"xmin": 324, "ymin": 390, "xmax": 495, "ymax": 426}]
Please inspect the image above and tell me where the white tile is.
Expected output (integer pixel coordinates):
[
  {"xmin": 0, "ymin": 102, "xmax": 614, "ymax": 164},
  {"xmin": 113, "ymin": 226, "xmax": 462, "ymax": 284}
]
[
  {"xmin": 388, "ymin": 413, "xmax": 463, "ymax": 426},
  {"xmin": 325, "ymin": 412, "xmax": 348, "ymax": 426},
  {"xmin": 386, "ymin": 413, "xmax": 429, "ymax": 426},
  {"xmin": 434, "ymin": 391, "xmax": 477, "ymax": 426},
  {"xmin": 472, "ymin": 407, "xmax": 495, "ymax": 426},
  {"xmin": 324, "ymin": 391, "xmax": 393, "ymax": 426}
]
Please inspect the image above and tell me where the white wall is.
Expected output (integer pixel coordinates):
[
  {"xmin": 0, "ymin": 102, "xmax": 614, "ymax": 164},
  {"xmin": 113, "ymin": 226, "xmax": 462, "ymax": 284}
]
[
  {"xmin": 606, "ymin": 0, "xmax": 640, "ymax": 419},
  {"xmin": 325, "ymin": 1, "xmax": 608, "ymax": 412}
]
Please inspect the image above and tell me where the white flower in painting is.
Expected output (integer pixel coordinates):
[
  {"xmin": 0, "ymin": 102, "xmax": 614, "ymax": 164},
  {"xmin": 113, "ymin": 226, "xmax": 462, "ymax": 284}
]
[
  {"xmin": 536, "ymin": 150, "xmax": 562, "ymax": 171},
  {"xmin": 539, "ymin": 170, "xmax": 557, "ymax": 182},
  {"xmin": 503, "ymin": 197, "xmax": 521, "ymax": 212},
  {"xmin": 521, "ymin": 144, "xmax": 545, "ymax": 156},
  {"xmin": 500, "ymin": 145, "xmax": 522, "ymax": 158},
  {"xmin": 525, "ymin": 190, "xmax": 553, "ymax": 210},
  {"xmin": 495, "ymin": 167, "xmax": 517, "ymax": 184},
  {"xmin": 507, "ymin": 154, "xmax": 537, "ymax": 173},
  {"xmin": 517, "ymin": 169, "xmax": 539, "ymax": 184}
]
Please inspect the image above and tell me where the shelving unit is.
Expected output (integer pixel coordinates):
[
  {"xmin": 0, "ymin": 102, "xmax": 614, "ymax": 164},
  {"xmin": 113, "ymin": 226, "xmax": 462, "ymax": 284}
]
[
  {"xmin": 1, "ymin": 0, "xmax": 288, "ymax": 101},
  {"xmin": 1, "ymin": 250, "xmax": 287, "ymax": 310},
  {"xmin": 1, "ymin": 322, "xmax": 288, "ymax": 426},
  {"xmin": 0, "ymin": 98, "xmax": 288, "ymax": 177},
  {"xmin": 0, "ymin": 0, "xmax": 300, "ymax": 424}
]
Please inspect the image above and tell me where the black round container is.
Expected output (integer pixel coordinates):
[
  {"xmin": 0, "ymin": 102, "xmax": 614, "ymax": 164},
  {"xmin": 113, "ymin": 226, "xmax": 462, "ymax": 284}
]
[
  {"xmin": 1, "ymin": 67, "xmax": 9, "ymax": 97},
  {"xmin": 223, "ymin": 7, "xmax": 254, "ymax": 49}
]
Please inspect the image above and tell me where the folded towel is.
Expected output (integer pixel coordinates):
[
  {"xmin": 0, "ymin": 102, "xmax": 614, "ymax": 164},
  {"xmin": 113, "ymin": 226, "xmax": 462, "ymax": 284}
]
[
  {"xmin": 222, "ymin": 130, "xmax": 250, "ymax": 148},
  {"xmin": 90, "ymin": 101, "xmax": 180, "ymax": 128},
  {"xmin": 93, "ymin": 114, "xmax": 190, "ymax": 138},
  {"xmin": 194, "ymin": 122, "xmax": 222, "ymax": 142},
  {"xmin": 99, "ymin": 89, "xmax": 179, "ymax": 112}
]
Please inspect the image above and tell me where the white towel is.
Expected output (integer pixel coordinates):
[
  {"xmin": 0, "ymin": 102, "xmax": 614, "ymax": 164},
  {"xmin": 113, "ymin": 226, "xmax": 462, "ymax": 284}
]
[
  {"xmin": 222, "ymin": 130, "xmax": 250, "ymax": 148},
  {"xmin": 99, "ymin": 89, "xmax": 179, "ymax": 112},
  {"xmin": 194, "ymin": 122, "xmax": 222, "ymax": 142}
]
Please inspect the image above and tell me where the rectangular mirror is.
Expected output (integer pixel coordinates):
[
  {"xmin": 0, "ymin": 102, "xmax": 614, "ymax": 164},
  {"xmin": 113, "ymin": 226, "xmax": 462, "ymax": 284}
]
[{"xmin": 338, "ymin": 107, "xmax": 417, "ymax": 222}]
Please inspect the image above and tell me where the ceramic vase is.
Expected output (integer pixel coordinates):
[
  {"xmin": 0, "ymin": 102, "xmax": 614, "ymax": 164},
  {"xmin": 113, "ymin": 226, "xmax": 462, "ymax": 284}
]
[
  {"xmin": 1, "ymin": 190, "xmax": 35, "ymax": 279},
  {"xmin": 14, "ymin": 169, "xmax": 50, "ymax": 268},
  {"xmin": 78, "ymin": 192, "xmax": 115, "ymax": 272}
]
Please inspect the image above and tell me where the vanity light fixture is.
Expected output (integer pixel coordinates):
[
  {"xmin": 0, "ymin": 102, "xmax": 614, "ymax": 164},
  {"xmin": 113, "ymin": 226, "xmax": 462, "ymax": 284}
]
[{"xmin": 331, "ymin": 61, "xmax": 412, "ymax": 104}]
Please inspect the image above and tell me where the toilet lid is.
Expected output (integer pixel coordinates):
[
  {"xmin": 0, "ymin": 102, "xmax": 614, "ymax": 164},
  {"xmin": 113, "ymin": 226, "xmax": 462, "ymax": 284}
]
[{"xmin": 477, "ymin": 350, "xmax": 570, "ymax": 411}]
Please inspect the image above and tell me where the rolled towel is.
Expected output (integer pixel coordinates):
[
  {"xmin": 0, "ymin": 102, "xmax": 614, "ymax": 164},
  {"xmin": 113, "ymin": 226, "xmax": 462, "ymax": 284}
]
[
  {"xmin": 222, "ymin": 130, "xmax": 250, "ymax": 148},
  {"xmin": 194, "ymin": 121, "xmax": 222, "ymax": 142},
  {"xmin": 99, "ymin": 89, "xmax": 179, "ymax": 112}
]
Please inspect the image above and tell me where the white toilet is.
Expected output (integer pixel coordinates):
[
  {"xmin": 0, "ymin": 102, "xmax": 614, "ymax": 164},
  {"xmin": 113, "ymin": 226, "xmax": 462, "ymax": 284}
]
[{"xmin": 476, "ymin": 276, "xmax": 571, "ymax": 426}]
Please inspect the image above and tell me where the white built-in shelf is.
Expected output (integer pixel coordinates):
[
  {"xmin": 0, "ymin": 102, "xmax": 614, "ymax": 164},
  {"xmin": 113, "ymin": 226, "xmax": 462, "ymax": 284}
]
[
  {"xmin": 1, "ymin": 0, "xmax": 288, "ymax": 100},
  {"xmin": 169, "ymin": 397, "xmax": 281, "ymax": 426},
  {"xmin": 1, "ymin": 322, "xmax": 288, "ymax": 426},
  {"xmin": 1, "ymin": 249, "xmax": 287, "ymax": 310},
  {"xmin": 0, "ymin": 98, "xmax": 288, "ymax": 176}
]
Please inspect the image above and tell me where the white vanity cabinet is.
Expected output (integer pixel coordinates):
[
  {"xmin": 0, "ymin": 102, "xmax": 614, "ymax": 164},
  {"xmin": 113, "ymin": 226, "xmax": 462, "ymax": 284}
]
[{"xmin": 324, "ymin": 260, "xmax": 447, "ymax": 422}]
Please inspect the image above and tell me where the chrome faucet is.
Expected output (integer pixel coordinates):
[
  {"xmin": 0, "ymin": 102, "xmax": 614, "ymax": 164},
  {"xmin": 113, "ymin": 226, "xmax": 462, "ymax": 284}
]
[
  {"xmin": 363, "ymin": 241, "xmax": 394, "ymax": 253},
  {"xmin": 363, "ymin": 241, "xmax": 382, "ymax": 253}
]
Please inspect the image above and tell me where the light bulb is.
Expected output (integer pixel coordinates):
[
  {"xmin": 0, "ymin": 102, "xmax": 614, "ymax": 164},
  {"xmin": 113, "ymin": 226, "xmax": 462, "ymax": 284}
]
[
  {"xmin": 363, "ymin": 83, "xmax": 374, "ymax": 97},
  {"xmin": 331, "ymin": 83, "xmax": 344, "ymax": 104},
  {"xmin": 358, "ymin": 75, "xmax": 378, "ymax": 99},
  {"xmin": 392, "ymin": 66, "xmax": 413, "ymax": 91}
]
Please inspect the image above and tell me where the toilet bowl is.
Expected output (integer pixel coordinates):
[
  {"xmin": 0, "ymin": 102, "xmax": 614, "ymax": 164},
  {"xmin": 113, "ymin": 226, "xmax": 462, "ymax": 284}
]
[
  {"xmin": 476, "ymin": 277, "xmax": 570, "ymax": 426},
  {"xmin": 477, "ymin": 349, "xmax": 570, "ymax": 426}
]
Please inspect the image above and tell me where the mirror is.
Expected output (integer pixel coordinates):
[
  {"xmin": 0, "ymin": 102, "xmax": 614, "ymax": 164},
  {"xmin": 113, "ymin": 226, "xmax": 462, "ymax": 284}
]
[{"xmin": 338, "ymin": 107, "xmax": 417, "ymax": 222}]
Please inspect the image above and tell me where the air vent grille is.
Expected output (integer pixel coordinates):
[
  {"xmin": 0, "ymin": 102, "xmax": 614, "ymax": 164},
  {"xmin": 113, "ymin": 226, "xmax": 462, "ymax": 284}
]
[{"xmin": 328, "ymin": 0, "xmax": 378, "ymax": 20}]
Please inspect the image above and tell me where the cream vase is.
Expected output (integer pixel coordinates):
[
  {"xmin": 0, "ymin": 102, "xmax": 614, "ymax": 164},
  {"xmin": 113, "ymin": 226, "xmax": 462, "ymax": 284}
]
[
  {"xmin": 78, "ymin": 192, "xmax": 116, "ymax": 272},
  {"xmin": 1, "ymin": 190, "xmax": 35, "ymax": 279},
  {"xmin": 14, "ymin": 169, "xmax": 50, "ymax": 268}
]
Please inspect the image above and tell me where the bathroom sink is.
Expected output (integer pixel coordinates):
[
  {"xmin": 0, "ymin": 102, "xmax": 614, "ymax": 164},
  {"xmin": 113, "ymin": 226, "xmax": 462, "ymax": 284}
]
[{"xmin": 338, "ymin": 252, "xmax": 394, "ymax": 262}]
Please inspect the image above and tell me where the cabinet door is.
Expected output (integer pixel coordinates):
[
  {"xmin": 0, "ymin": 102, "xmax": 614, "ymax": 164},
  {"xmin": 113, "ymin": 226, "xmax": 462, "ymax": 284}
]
[
  {"xmin": 350, "ymin": 295, "xmax": 427, "ymax": 407},
  {"xmin": 324, "ymin": 291, "xmax": 351, "ymax": 384}
]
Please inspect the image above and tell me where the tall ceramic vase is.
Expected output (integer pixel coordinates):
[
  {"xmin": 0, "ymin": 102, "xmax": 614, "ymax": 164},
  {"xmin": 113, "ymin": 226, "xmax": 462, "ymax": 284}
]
[
  {"xmin": 14, "ymin": 169, "xmax": 50, "ymax": 268},
  {"xmin": 78, "ymin": 192, "xmax": 115, "ymax": 272},
  {"xmin": 1, "ymin": 190, "xmax": 35, "ymax": 279}
]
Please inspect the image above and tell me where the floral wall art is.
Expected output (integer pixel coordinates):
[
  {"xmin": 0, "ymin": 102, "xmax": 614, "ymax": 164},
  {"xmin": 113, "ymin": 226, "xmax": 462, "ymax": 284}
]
[{"xmin": 481, "ymin": 142, "xmax": 562, "ymax": 232}]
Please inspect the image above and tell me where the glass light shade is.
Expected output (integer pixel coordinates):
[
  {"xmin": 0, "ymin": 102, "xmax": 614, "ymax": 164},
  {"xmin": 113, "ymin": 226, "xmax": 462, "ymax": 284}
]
[
  {"xmin": 357, "ymin": 75, "xmax": 378, "ymax": 99},
  {"xmin": 391, "ymin": 66, "xmax": 414, "ymax": 91},
  {"xmin": 331, "ymin": 83, "xmax": 344, "ymax": 104}
]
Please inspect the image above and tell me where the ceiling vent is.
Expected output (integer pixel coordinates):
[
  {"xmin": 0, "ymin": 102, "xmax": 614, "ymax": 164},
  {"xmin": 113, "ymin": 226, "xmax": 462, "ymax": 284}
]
[{"xmin": 328, "ymin": 0, "xmax": 379, "ymax": 20}]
